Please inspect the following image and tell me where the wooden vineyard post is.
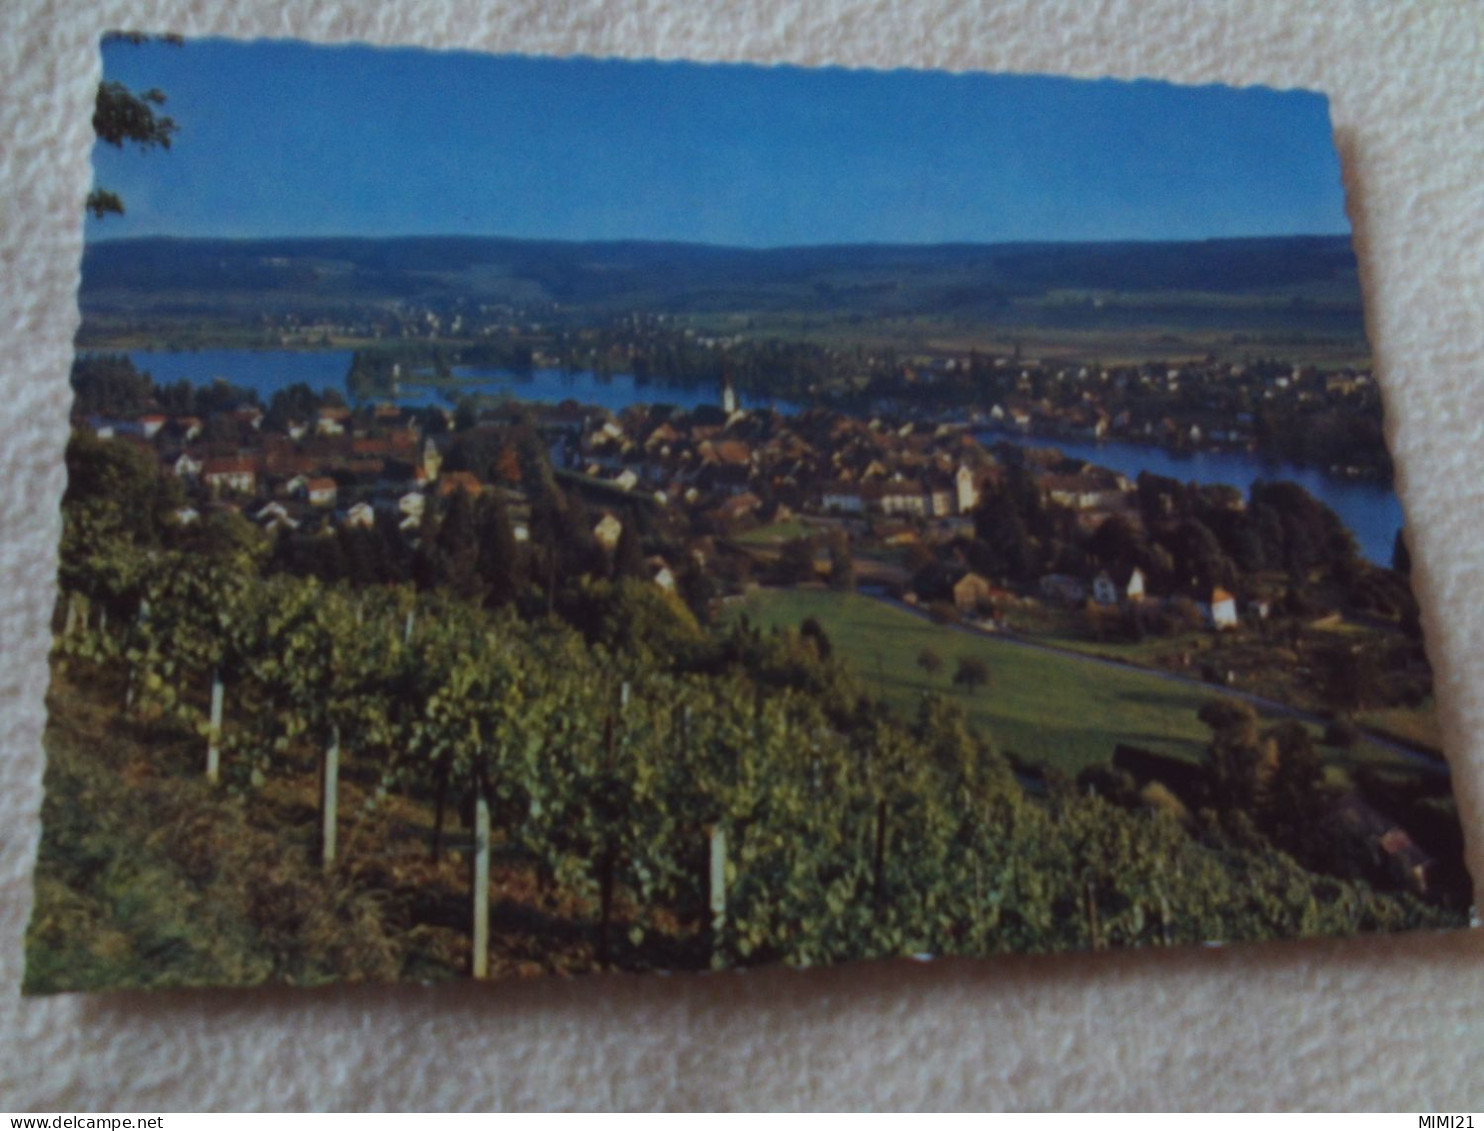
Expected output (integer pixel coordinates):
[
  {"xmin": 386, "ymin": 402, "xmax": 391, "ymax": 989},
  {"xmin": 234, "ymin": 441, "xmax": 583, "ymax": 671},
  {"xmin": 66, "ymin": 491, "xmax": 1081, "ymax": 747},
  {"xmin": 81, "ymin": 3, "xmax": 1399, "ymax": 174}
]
[
  {"xmin": 973, "ymin": 852, "xmax": 985, "ymax": 942},
  {"xmin": 63, "ymin": 594, "xmax": 78, "ymax": 638},
  {"xmin": 97, "ymin": 606, "xmax": 107, "ymax": 636},
  {"xmin": 124, "ymin": 599, "xmax": 149, "ymax": 713},
  {"xmin": 594, "ymin": 680, "xmax": 630, "ymax": 972},
  {"xmin": 321, "ymin": 724, "xmax": 340, "ymax": 872},
  {"xmin": 404, "ymin": 610, "xmax": 415, "ymax": 646},
  {"xmin": 871, "ymin": 798, "xmax": 888, "ymax": 910},
  {"xmin": 1083, "ymin": 874, "xmax": 1103, "ymax": 951},
  {"xmin": 472, "ymin": 790, "xmax": 491, "ymax": 979},
  {"xmin": 708, "ymin": 824, "xmax": 727, "ymax": 968},
  {"xmin": 206, "ymin": 669, "xmax": 224, "ymax": 785}
]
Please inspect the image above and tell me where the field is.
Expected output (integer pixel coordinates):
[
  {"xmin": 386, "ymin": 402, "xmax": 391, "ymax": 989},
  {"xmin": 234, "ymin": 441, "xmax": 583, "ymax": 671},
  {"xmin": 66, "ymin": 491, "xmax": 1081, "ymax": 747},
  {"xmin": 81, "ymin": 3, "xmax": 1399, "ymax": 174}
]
[
  {"xmin": 79, "ymin": 234, "xmax": 1372, "ymax": 370},
  {"xmin": 731, "ymin": 520, "xmax": 817, "ymax": 546},
  {"xmin": 726, "ymin": 587, "xmax": 1413, "ymax": 776}
]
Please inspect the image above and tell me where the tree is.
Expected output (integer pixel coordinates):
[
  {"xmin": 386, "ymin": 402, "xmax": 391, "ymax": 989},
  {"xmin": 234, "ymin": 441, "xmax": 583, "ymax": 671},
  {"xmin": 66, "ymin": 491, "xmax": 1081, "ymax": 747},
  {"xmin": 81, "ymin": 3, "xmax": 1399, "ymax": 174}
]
[
  {"xmin": 263, "ymin": 383, "xmax": 323, "ymax": 434},
  {"xmin": 453, "ymin": 399, "xmax": 480, "ymax": 432},
  {"xmin": 972, "ymin": 486, "xmax": 1039, "ymax": 582},
  {"xmin": 425, "ymin": 490, "xmax": 481, "ymax": 600},
  {"xmin": 800, "ymin": 616, "xmax": 833, "ymax": 661},
  {"xmin": 952, "ymin": 655, "xmax": 990, "ymax": 695},
  {"xmin": 916, "ymin": 647, "xmax": 943, "ymax": 679},
  {"xmin": 826, "ymin": 531, "xmax": 855, "ymax": 592},
  {"xmin": 1170, "ymin": 517, "xmax": 1233, "ymax": 595},
  {"xmin": 1262, "ymin": 721, "xmax": 1326, "ymax": 834},
  {"xmin": 476, "ymin": 491, "xmax": 523, "ymax": 607},
  {"xmin": 1197, "ymin": 698, "xmax": 1270, "ymax": 814},
  {"xmin": 776, "ymin": 537, "xmax": 818, "ymax": 585},
  {"xmin": 88, "ymin": 34, "xmax": 182, "ymax": 219},
  {"xmin": 62, "ymin": 430, "xmax": 183, "ymax": 546},
  {"xmin": 69, "ymin": 353, "xmax": 153, "ymax": 416},
  {"xmin": 1317, "ymin": 641, "xmax": 1382, "ymax": 713},
  {"xmin": 611, "ymin": 510, "xmax": 647, "ymax": 582}
]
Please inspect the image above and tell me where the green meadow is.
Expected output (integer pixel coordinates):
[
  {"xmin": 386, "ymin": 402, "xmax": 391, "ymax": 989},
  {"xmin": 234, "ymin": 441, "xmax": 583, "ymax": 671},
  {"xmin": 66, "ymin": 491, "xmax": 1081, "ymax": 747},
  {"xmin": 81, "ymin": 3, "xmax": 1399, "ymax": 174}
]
[{"xmin": 727, "ymin": 588, "xmax": 1408, "ymax": 776}]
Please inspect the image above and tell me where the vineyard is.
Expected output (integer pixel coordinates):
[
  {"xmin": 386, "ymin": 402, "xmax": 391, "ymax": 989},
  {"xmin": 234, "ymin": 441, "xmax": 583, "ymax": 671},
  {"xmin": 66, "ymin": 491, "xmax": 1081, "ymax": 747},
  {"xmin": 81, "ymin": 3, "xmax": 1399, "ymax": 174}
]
[{"xmin": 25, "ymin": 513, "xmax": 1464, "ymax": 992}]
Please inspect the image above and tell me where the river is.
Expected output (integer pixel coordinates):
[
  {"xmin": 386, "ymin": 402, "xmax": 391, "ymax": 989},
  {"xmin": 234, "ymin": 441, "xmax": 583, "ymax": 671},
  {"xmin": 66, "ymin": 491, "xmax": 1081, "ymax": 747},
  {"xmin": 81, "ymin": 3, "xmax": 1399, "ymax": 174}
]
[
  {"xmin": 119, "ymin": 347, "xmax": 1401, "ymax": 565},
  {"xmin": 119, "ymin": 349, "xmax": 795, "ymax": 414}
]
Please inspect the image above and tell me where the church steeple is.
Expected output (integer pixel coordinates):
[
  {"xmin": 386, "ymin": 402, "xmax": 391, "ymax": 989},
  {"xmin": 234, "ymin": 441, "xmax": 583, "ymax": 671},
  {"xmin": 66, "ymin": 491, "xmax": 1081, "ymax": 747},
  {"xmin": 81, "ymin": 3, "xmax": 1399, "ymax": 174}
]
[{"xmin": 720, "ymin": 366, "xmax": 738, "ymax": 415}]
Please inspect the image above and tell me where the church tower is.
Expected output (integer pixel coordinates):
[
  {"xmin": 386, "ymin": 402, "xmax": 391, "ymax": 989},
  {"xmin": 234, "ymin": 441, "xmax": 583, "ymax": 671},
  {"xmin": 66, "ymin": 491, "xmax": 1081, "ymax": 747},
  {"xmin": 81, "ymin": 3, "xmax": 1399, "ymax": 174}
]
[{"xmin": 721, "ymin": 368, "xmax": 738, "ymax": 415}]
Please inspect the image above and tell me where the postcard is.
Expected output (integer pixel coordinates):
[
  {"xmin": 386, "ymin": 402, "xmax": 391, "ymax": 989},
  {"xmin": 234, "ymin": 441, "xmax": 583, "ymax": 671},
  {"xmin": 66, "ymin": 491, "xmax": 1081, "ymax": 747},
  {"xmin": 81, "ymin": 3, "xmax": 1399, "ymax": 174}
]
[{"xmin": 26, "ymin": 34, "xmax": 1471, "ymax": 992}]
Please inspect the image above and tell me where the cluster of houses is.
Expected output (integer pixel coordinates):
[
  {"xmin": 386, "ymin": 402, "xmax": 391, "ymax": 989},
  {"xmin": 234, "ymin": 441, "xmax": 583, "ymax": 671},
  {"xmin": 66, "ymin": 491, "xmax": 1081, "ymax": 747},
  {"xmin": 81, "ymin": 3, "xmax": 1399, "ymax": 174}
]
[
  {"xmin": 540, "ymin": 390, "xmax": 1081, "ymax": 533},
  {"xmin": 920, "ymin": 562, "xmax": 1241, "ymax": 632},
  {"xmin": 514, "ymin": 388, "xmax": 1272, "ymax": 630},
  {"xmin": 948, "ymin": 355, "xmax": 1377, "ymax": 461},
  {"xmin": 1037, "ymin": 568, "xmax": 1240, "ymax": 629},
  {"xmin": 85, "ymin": 395, "xmax": 685, "ymax": 589},
  {"xmin": 84, "ymin": 372, "xmax": 1279, "ymax": 631},
  {"xmin": 91, "ymin": 400, "xmax": 471, "ymax": 540}
]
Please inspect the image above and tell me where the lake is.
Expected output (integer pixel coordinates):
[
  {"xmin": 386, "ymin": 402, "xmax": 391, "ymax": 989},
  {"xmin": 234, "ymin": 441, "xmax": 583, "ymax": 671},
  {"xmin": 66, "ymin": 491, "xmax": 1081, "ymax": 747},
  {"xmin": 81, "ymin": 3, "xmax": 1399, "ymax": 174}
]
[{"xmin": 119, "ymin": 348, "xmax": 1401, "ymax": 565}]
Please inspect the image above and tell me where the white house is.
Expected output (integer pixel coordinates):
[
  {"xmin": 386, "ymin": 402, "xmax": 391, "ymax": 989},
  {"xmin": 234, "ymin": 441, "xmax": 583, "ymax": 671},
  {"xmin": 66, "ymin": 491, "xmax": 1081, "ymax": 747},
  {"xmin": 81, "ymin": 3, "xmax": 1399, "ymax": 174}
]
[
  {"xmin": 1092, "ymin": 571, "xmax": 1119, "ymax": 606},
  {"xmin": 306, "ymin": 477, "xmax": 338, "ymax": 508},
  {"xmin": 821, "ymin": 484, "xmax": 866, "ymax": 515},
  {"xmin": 398, "ymin": 491, "xmax": 425, "ymax": 520},
  {"xmin": 342, "ymin": 501, "xmax": 375, "ymax": 530},
  {"xmin": 955, "ymin": 466, "xmax": 979, "ymax": 514},
  {"xmin": 171, "ymin": 452, "xmax": 202, "ymax": 481},
  {"xmin": 877, "ymin": 482, "xmax": 927, "ymax": 518},
  {"xmin": 201, "ymin": 456, "xmax": 256, "ymax": 496},
  {"xmin": 647, "ymin": 556, "xmax": 677, "ymax": 593},
  {"xmin": 1126, "ymin": 567, "xmax": 1146, "ymax": 602},
  {"xmin": 254, "ymin": 501, "xmax": 299, "ymax": 534},
  {"xmin": 593, "ymin": 512, "xmax": 623, "ymax": 552},
  {"xmin": 1209, "ymin": 587, "xmax": 1238, "ymax": 630},
  {"xmin": 316, "ymin": 407, "xmax": 350, "ymax": 436}
]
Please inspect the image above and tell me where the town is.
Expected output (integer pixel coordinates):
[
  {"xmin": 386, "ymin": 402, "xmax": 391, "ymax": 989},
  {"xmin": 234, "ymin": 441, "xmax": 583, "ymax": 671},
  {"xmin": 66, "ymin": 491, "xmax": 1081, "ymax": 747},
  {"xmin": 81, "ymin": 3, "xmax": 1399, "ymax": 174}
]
[
  {"xmin": 85, "ymin": 297, "xmax": 1395, "ymax": 481},
  {"xmin": 73, "ymin": 351, "xmax": 1424, "ymax": 729}
]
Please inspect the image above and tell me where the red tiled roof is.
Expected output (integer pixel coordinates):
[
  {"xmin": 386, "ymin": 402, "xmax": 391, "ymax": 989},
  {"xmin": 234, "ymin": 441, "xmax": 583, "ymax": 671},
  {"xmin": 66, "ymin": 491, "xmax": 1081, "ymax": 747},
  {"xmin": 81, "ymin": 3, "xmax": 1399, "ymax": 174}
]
[
  {"xmin": 201, "ymin": 456, "xmax": 256, "ymax": 476},
  {"xmin": 437, "ymin": 471, "xmax": 484, "ymax": 496}
]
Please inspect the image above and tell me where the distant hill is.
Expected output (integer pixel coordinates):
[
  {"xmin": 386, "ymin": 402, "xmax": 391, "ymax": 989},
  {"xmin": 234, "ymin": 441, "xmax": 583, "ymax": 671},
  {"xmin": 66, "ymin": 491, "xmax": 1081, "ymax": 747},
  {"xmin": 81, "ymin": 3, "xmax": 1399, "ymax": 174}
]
[{"xmin": 79, "ymin": 233, "xmax": 1365, "ymax": 330}]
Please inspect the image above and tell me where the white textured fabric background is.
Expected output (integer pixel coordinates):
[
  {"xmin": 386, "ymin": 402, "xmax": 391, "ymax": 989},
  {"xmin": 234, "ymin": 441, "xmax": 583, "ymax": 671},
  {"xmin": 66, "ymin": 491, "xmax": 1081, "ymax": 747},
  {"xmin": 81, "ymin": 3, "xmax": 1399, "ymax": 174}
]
[{"xmin": 3, "ymin": 0, "xmax": 1483, "ymax": 1112}]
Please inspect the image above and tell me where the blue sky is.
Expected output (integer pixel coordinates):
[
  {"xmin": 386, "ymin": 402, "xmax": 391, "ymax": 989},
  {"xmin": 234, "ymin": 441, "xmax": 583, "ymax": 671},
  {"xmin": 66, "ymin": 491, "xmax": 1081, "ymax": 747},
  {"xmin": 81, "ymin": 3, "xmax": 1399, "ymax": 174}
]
[{"xmin": 88, "ymin": 37, "xmax": 1351, "ymax": 246}]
